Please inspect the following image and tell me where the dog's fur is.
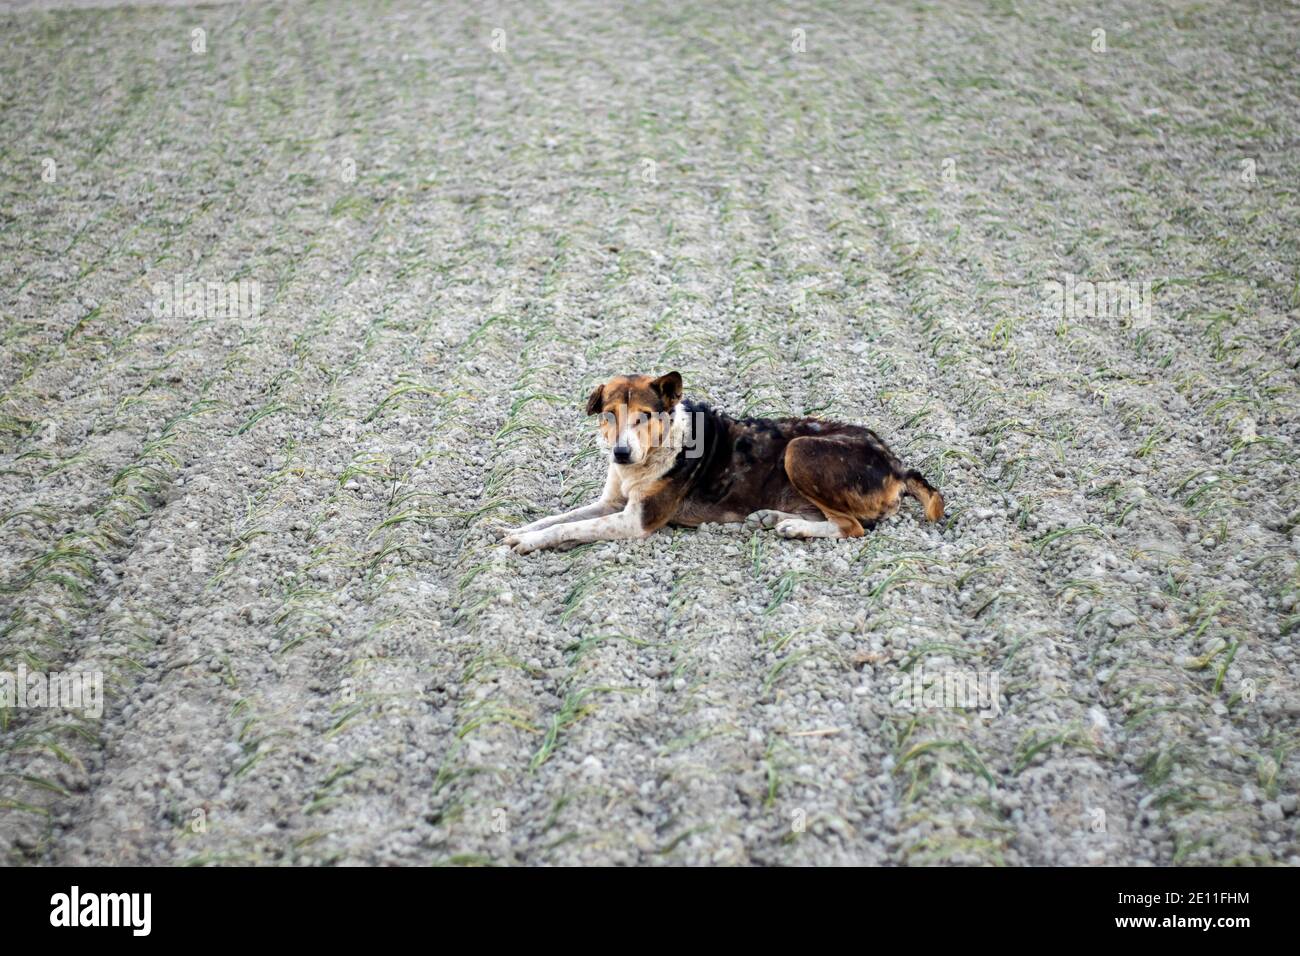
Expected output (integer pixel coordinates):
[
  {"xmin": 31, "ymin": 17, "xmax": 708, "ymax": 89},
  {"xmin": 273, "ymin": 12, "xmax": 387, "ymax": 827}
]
[{"xmin": 503, "ymin": 372, "xmax": 944, "ymax": 554}]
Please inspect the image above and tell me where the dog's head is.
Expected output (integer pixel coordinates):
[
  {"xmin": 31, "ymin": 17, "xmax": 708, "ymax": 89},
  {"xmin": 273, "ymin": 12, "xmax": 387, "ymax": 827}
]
[{"xmin": 585, "ymin": 372, "xmax": 683, "ymax": 466}]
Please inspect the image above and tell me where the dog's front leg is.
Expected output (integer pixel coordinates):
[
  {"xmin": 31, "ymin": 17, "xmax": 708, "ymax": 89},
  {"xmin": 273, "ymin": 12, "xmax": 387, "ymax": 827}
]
[
  {"xmin": 504, "ymin": 501, "xmax": 620, "ymax": 542},
  {"xmin": 504, "ymin": 471, "xmax": 625, "ymax": 543},
  {"xmin": 509, "ymin": 506, "xmax": 645, "ymax": 555}
]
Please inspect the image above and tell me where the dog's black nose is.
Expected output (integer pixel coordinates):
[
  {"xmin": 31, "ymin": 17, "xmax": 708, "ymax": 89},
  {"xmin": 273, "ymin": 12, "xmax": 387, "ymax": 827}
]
[{"xmin": 613, "ymin": 446, "xmax": 632, "ymax": 463}]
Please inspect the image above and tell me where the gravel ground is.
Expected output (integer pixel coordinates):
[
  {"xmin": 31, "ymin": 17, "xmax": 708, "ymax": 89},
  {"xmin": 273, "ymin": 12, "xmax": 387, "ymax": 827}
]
[{"xmin": 2, "ymin": 0, "xmax": 1298, "ymax": 866}]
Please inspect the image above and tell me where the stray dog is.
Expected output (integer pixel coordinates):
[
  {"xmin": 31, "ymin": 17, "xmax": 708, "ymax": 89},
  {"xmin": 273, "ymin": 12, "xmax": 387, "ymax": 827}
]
[{"xmin": 503, "ymin": 372, "xmax": 944, "ymax": 555}]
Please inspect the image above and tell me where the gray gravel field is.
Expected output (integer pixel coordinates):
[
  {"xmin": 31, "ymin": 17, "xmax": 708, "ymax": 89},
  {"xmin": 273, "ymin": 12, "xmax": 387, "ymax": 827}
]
[{"xmin": 1, "ymin": 0, "xmax": 1298, "ymax": 866}]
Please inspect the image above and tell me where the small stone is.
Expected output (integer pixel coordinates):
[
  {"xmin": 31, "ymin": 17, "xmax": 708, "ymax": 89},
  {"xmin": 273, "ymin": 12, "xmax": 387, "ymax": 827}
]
[{"xmin": 1110, "ymin": 608, "xmax": 1138, "ymax": 628}]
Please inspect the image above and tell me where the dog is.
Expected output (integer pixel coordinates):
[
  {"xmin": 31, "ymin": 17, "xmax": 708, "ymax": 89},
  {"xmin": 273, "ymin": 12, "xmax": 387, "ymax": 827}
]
[{"xmin": 503, "ymin": 372, "xmax": 944, "ymax": 555}]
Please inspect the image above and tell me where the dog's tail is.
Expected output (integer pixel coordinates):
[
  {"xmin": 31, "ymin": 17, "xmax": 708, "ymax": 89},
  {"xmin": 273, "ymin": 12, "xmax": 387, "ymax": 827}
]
[{"xmin": 903, "ymin": 469, "xmax": 945, "ymax": 522}]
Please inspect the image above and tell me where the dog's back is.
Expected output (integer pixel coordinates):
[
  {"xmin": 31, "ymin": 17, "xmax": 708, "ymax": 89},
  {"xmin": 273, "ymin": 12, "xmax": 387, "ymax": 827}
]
[{"xmin": 663, "ymin": 401, "xmax": 942, "ymax": 531}]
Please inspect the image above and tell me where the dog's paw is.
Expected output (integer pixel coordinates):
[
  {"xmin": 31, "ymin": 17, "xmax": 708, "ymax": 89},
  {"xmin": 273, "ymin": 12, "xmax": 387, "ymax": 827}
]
[
  {"xmin": 745, "ymin": 509, "xmax": 789, "ymax": 530},
  {"xmin": 509, "ymin": 531, "xmax": 548, "ymax": 555},
  {"xmin": 776, "ymin": 518, "xmax": 827, "ymax": 539},
  {"xmin": 502, "ymin": 524, "xmax": 540, "ymax": 546}
]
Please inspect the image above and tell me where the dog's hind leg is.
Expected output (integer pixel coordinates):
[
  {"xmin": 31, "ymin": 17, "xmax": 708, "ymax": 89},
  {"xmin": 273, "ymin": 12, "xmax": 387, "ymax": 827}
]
[
  {"xmin": 779, "ymin": 437, "xmax": 868, "ymax": 539},
  {"xmin": 774, "ymin": 516, "xmax": 856, "ymax": 539}
]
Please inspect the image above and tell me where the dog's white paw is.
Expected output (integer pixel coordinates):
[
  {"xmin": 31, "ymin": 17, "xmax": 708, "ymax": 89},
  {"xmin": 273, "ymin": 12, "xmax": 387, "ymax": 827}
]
[
  {"xmin": 509, "ymin": 531, "xmax": 548, "ymax": 555},
  {"xmin": 503, "ymin": 523, "xmax": 545, "ymax": 546},
  {"xmin": 776, "ymin": 518, "xmax": 836, "ymax": 539}
]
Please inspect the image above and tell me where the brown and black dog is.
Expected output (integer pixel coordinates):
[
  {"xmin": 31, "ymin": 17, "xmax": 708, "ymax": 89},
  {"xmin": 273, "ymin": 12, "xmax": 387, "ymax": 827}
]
[{"xmin": 504, "ymin": 372, "xmax": 943, "ymax": 554}]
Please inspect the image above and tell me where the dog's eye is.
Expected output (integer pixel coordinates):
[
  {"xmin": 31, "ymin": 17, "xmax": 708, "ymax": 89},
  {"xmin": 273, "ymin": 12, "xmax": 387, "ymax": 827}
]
[{"xmin": 600, "ymin": 412, "xmax": 617, "ymax": 427}]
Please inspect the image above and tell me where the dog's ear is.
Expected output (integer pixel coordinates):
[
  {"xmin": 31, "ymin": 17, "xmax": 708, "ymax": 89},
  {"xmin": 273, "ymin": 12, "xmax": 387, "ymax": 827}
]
[
  {"xmin": 653, "ymin": 371, "xmax": 683, "ymax": 408},
  {"xmin": 585, "ymin": 383, "xmax": 605, "ymax": 416}
]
